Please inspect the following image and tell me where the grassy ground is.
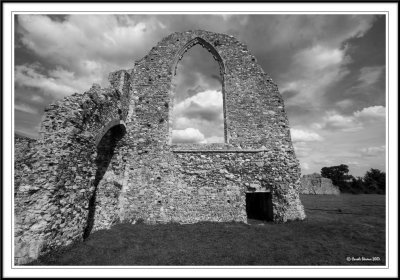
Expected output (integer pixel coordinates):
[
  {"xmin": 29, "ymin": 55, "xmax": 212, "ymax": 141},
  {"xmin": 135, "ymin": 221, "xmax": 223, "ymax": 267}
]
[{"xmin": 29, "ymin": 194, "xmax": 386, "ymax": 266}]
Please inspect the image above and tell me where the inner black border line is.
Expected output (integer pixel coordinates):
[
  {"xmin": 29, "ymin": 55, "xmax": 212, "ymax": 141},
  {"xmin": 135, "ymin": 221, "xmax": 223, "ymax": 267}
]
[{"xmin": 9, "ymin": 10, "xmax": 391, "ymax": 270}]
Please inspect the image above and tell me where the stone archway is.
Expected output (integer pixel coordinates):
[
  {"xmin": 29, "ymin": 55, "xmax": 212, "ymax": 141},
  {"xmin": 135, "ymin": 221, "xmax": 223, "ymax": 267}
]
[{"xmin": 83, "ymin": 121, "xmax": 126, "ymax": 239}]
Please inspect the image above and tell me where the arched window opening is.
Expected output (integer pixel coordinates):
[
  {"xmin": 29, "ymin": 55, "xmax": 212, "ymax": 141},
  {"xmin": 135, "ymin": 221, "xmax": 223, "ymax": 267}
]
[
  {"xmin": 83, "ymin": 124, "xmax": 125, "ymax": 239},
  {"xmin": 171, "ymin": 43, "xmax": 225, "ymax": 145}
]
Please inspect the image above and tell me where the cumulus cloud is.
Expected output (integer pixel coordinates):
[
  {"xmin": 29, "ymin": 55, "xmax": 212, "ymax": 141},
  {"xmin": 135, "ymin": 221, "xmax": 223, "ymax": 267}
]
[
  {"xmin": 15, "ymin": 14, "xmax": 171, "ymax": 98},
  {"xmin": 15, "ymin": 64, "xmax": 86, "ymax": 97},
  {"xmin": 319, "ymin": 111, "xmax": 363, "ymax": 132},
  {"xmin": 173, "ymin": 90, "xmax": 223, "ymax": 120},
  {"xmin": 172, "ymin": 90, "xmax": 224, "ymax": 143},
  {"xmin": 313, "ymin": 105, "xmax": 385, "ymax": 132},
  {"xmin": 172, "ymin": 128, "xmax": 206, "ymax": 144},
  {"xmin": 17, "ymin": 15, "xmax": 163, "ymax": 71},
  {"xmin": 291, "ymin": 128, "xmax": 323, "ymax": 142},
  {"xmin": 354, "ymin": 105, "xmax": 385, "ymax": 119}
]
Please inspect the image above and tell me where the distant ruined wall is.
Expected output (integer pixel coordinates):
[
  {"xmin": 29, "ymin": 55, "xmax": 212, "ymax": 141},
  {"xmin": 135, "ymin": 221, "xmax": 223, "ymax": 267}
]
[
  {"xmin": 300, "ymin": 173, "xmax": 340, "ymax": 195},
  {"xmin": 14, "ymin": 30, "xmax": 305, "ymax": 265}
]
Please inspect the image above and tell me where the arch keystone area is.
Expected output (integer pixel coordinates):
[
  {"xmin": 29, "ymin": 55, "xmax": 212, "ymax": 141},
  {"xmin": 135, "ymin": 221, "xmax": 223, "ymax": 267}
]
[
  {"xmin": 94, "ymin": 119, "xmax": 126, "ymax": 147},
  {"xmin": 14, "ymin": 30, "xmax": 306, "ymax": 265}
]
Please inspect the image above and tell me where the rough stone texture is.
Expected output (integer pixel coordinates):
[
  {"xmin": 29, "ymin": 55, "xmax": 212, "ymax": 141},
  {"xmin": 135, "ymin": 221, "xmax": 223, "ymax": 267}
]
[
  {"xmin": 300, "ymin": 173, "xmax": 340, "ymax": 195},
  {"xmin": 14, "ymin": 135, "xmax": 37, "ymax": 191},
  {"xmin": 14, "ymin": 30, "xmax": 306, "ymax": 265}
]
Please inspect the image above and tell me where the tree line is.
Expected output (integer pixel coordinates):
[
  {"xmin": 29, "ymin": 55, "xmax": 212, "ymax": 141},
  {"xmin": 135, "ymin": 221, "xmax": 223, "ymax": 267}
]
[{"xmin": 320, "ymin": 164, "xmax": 386, "ymax": 194}]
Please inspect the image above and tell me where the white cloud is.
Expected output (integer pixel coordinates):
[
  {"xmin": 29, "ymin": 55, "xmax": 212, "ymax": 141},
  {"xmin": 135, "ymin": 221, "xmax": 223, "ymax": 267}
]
[
  {"xmin": 173, "ymin": 90, "xmax": 223, "ymax": 115},
  {"xmin": 17, "ymin": 15, "xmax": 154, "ymax": 66},
  {"xmin": 15, "ymin": 64, "xmax": 92, "ymax": 97},
  {"xmin": 354, "ymin": 105, "xmax": 385, "ymax": 119},
  {"xmin": 360, "ymin": 145, "xmax": 385, "ymax": 157},
  {"xmin": 294, "ymin": 45, "xmax": 345, "ymax": 71},
  {"xmin": 291, "ymin": 128, "xmax": 323, "ymax": 142},
  {"xmin": 172, "ymin": 128, "xmax": 206, "ymax": 144},
  {"xmin": 172, "ymin": 90, "xmax": 224, "ymax": 142},
  {"xmin": 322, "ymin": 111, "xmax": 363, "ymax": 132},
  {"xmin": 314, "ymin": 105, "xmax": 386, "ymax": 132},
  {"xmin": 16, "ymin": 14, "xmax": 166, "ymax": 89},
  {"xmin": 281, "ymin": 44, "xmax": 350, "ymax": 107}
]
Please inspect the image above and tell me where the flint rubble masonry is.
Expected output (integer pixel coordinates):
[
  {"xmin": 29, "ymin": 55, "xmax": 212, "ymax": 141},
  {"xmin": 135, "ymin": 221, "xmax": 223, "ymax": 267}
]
[
  {"xmin": 14, "ymin": 30, "xmax": 306, "ymax": 265},
  {"xmin": 300, "ymin": 173, "xmax": 341, "ymax": 195}
]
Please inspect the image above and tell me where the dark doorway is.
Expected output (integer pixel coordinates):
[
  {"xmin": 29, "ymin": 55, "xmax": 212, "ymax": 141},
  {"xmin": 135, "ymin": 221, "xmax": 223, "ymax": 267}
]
[{"xmin": 246, "ymin": 192, "xmax": 273, "ymax": 221}]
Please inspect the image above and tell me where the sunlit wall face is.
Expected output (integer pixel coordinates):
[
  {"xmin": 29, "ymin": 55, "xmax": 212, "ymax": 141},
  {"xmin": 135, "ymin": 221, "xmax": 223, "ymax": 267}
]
[{"xmin": 170, "ymin": 44, "xmax": 224, "ymax": 144}]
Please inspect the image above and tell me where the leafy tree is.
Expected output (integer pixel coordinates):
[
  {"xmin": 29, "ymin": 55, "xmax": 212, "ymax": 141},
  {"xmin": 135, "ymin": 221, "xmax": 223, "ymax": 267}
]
[
  {"xmin": 363, "ymin": 168, "xmax": 386, "ymax": 194},
  {"xmin": 320, "ymin": 165, "xmax": 386, "ymax": 194},
  {"xmin": 321, "ymin": 164, "xmax": 353, "ymax": 192},
  {"xmin": 350, "ymin": 176, "xmax": 365, "ymax": 194}
]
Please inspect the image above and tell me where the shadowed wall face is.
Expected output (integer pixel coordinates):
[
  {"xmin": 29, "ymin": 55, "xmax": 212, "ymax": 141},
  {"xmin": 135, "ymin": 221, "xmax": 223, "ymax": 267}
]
[{"xmin": 83, "ymin": 124, "xmax": 125, "ymax": 239}]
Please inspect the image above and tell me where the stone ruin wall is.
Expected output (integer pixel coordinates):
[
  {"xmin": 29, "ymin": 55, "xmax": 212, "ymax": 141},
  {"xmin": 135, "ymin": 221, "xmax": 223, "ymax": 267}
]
[
  {"xmin": 14, "ymin": 30, "xmax": 305, "ymax": 264},
  {"xmin": 14, "ymin": 72, "xmax": 130, "ymax": 264},
  {"xmin": 300, "ymin": 173, "xmax": 341, "ymax": 195}
]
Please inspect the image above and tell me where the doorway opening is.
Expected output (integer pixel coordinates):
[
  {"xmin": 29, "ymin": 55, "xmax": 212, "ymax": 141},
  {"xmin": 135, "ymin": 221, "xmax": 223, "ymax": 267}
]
[{"xmin": 246, "ymin": 192, "xmax": 273, "ymax": 222}]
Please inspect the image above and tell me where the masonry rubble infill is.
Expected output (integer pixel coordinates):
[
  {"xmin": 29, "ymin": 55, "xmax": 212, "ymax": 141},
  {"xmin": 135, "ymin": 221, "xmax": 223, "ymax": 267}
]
[{"xmin": 14, "ymin": 30, "xmax": 306, "ymax": 265}]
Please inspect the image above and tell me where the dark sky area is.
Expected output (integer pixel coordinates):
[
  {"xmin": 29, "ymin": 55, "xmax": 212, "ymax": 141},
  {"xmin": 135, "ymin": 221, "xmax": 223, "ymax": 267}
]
[{"xmin": 14, "ymin": 14, "xmax": 386, "ymax": 176}]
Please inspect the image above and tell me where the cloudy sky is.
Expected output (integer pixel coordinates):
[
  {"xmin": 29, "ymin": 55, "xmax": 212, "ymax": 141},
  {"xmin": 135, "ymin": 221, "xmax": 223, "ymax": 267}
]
[{"xmin": 14, "ymin": 14, "xmax": 386, "ymax": 177}]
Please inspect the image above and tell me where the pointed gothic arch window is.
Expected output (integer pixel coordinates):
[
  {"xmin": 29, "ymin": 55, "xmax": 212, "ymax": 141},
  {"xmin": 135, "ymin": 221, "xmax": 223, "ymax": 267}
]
[{"xmin": 170, "ymin": 38, "xmax": 226, "ymax": 145}]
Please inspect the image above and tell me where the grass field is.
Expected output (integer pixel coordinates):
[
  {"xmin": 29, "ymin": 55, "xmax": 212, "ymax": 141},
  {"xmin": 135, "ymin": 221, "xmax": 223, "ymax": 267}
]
[{"xmin": 29, "ymin": 194, "xmax": 386, "ymax": 266}]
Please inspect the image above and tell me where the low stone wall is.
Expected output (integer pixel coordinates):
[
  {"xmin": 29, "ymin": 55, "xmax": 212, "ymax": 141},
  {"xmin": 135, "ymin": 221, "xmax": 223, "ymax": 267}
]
[{"xmin": 300, "ymin": 173, "xmax": 340, "ymax": 195}]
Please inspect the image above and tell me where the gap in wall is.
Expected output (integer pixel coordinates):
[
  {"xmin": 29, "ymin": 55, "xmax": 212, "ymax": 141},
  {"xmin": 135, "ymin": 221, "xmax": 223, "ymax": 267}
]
[
  {"xmin": 246, "ymin": 192, "xmax": 274, "ymax": 222},
  {"xmin": 171, "ymin": 44, "xmax": 224, "ymax": 144}
]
